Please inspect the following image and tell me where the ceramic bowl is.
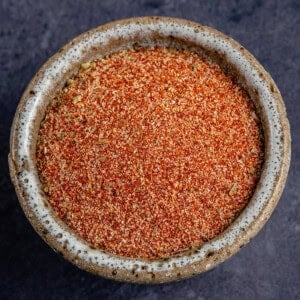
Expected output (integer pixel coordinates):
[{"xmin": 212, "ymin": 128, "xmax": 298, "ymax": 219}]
[{"xmin": 9, "ymin": 17, "xmax": 291, "ymax": 283}]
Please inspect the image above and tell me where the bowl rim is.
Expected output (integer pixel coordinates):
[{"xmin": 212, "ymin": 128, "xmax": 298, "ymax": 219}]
[{"xmin": 8, "ymin": 16, "xmax": 291, "ymax": 283}]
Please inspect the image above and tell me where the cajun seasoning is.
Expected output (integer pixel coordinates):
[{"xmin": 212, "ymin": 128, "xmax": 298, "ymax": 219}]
[{"xmin": 36, "ymin": 48, "xmax": 264, "ymax": 259}]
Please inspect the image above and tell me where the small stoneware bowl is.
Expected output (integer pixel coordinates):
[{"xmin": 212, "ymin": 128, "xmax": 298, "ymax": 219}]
[{"xmin": 9, "ymin": 17, "xmax": 291, "ymax": 283}]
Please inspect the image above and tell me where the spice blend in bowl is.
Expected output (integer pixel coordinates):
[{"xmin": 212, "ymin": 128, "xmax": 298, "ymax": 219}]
[
  {"xmin": 9, "ymin": 17, "xmax": 290, "ymax": 283},
  {"xmin": 36, "ymin": 48, "xmax": 264, "ymax": 260}
]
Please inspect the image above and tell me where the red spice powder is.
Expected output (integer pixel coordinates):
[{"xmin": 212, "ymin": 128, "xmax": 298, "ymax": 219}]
[{"xmin": 36, "ymin": 48, "xmax": 264, "ymax": 259}]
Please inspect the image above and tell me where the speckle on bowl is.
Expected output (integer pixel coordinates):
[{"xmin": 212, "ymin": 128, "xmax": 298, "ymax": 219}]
[{"xmin": 8, "ymin": 17, "xmax": 291, "ymax": 283}]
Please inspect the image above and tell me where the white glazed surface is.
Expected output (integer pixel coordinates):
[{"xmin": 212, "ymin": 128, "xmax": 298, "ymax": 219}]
[{"xmin": 13, "ymin": 19, "xmax": 287, "ymax": 275}]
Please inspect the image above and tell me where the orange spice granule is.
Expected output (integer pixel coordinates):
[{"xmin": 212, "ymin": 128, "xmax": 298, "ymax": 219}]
[{"xmin": 36, "ymin": 48, "xmax": 264, "ymax": 259}]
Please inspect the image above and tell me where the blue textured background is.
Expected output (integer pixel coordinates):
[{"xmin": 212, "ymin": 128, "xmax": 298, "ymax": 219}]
[{"xmin": 0, "ymin": 0, "xmax": 299, "ymax": 299}]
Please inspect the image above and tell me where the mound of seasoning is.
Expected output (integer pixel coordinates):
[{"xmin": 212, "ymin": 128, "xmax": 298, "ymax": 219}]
[{"xmin": 36, "ymin": 47, "xmax": 264, "ymax": 259}]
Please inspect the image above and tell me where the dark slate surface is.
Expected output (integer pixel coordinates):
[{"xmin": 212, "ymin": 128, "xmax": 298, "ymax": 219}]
[{"xmin": 0, "ymin": 0, "xmax": 299, "ymax": 299}]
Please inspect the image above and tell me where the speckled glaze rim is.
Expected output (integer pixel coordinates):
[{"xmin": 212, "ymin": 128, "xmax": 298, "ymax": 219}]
[{"xmin": 9, "ymin": 17, "xmax": 291, "ymax": 284}]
